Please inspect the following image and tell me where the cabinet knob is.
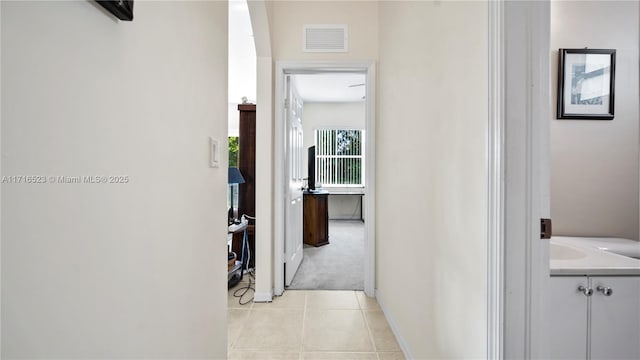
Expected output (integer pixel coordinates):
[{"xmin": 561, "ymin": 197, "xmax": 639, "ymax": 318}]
[
  {"xmin": 578, "ymin": 285, "xmax": 593, "ymax": 296},
  {"xmin": 596, "ymin": 285, "xmax": 613, "ymax": 296}
]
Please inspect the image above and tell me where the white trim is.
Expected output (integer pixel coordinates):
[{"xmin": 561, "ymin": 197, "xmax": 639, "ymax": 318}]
[
  {"xmin": 253, "ymin": 55, "xmax": 274, "ymax": 302},
  {"xmin": 501, "ymin": 2, "xmax": 550, "ymax": 359},
  {"xmin": 487, "ymin": 1, "xmax": 505, "ymax": 359},
  {"xmin": 253, "ymin": 290, "xmax": 274, "ymax": 303},
  {"xmin": 246, "ymin": 1, "xmax": 271, "ymax": 58},
  {"xmin": 0, "ymin": 2, "xmax": 3, "ymax": 349},
  {"xmin": 363, "ymin": 63, "xmax": 376, "ymax": 297},
  {"xmin": 274, "ymin": 63, "xmax": 286, "ymax": 296},
  {"xmin": 248, "ymin": 0, "xmax": 275, "ymax": 303},
  {"xmin": 274, "ymin": 61, "xmax": 376, "ymax": 297},
  {"xmin": 528, "ymin": 3, "xmax": 551, "ymax": 359},
  {"xmin": 375, "ymin": 290, "xmax": 412, "ymax": 360}
]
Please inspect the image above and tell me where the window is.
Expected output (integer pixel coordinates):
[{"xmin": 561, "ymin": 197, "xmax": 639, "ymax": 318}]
[
  {"xmin": 315, "ymin": 129, "xmax": 364, "ymax": 187},
  {"xmin": 228, "ymin": 136, "xmax": 239, "ymax": 208}
]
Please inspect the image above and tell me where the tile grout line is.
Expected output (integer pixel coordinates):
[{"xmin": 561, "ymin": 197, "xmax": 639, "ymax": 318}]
[
  {"xmin": 359, "ymin": 291, "xmax": 380, "ymax": 357},
  {"xmin": 299, "ymin": 291, "xmax": 308, "ymax": 360},
  {"xmin": 228, "ymin": 307, "xmax": 251, "ymax": 351},
  {"xmin": 227, "ymin": 279, "xmax": 254, "ymax": 352}
]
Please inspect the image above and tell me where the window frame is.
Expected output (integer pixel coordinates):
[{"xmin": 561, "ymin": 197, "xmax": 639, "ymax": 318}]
[{"xmin": 314, "ymin": 128, "xmax": 365, "ymax": 188}]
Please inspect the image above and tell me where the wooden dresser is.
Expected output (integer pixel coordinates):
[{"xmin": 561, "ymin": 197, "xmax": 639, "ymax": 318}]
[
  {"xmin": 303, "ymin": 190, "xmax": 329, "ymax": 247},
  {"xmin": 232, "ymin": 104, "xmax": 256, "ymax": 267}
]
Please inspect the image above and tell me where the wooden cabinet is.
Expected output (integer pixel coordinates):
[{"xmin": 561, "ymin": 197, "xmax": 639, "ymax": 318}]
[
  {"xmin": 303, "ymin": 191, "xmax": 329, "ymax": 247},
  {"xmin": 548, "ymin": 276, "xmax": 640, "ymax": 359},
  {"xmin": 232, "ymin": 104, "xmax": 256, "ymax": 268},
  {"xmin": 237, "ymin": 104, "xmax": 256, "ymax": 219}
]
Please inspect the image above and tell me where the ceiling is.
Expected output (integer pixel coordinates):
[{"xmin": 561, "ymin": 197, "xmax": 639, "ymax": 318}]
[{"xmin": 293, "ymin": 73, "xmax": 366, "ymax": 103}]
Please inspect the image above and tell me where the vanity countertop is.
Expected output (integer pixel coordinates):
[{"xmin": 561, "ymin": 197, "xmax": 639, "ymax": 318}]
[{"xmin": 550, "ymin": 236, "xmax": 640, "ymax": 276}]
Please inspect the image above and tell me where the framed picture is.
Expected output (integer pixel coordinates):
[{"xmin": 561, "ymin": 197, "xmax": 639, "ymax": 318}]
[
  {"xmin": 557, "ymin": 48, "xmax": 615, "ymax": 120},
  {"xmin": 97, "ymin": 0, "xmax": 134, "ymax": 21}
]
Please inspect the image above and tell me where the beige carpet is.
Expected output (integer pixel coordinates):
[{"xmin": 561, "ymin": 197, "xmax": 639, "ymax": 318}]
[{"xmin": 288, "ymin": 220, "xmax": 364, "ymax": 290}]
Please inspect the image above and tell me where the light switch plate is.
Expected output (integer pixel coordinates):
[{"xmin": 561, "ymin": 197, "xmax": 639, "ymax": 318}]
[{"xmin": 210, "ymin": 137, "xmax": 220, "ymax": 168}]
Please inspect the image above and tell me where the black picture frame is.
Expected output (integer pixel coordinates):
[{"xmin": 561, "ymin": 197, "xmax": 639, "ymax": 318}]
[
  {"xmin": 97, "ymin": 0, "xmax": 134, "ymax": 21},
  {"xmin": 557, "ymin": 48, "xmax": 615, "ymax": 120}
]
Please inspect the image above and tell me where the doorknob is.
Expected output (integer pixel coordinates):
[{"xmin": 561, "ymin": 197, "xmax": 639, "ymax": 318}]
[
  {"xmin": 578, "ymin": 285, "xmax": 593, "ymax": 296},
  {"xmin": 596, "ymin": 285, "xmax": 613, "ymax": 296}
]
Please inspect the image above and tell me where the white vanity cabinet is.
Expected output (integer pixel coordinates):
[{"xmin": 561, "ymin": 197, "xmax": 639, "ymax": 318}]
[
  {"xmin": 548, "ymin": 276, "xmax": 589, "ymax": 359},
  {"xmin": 589, "ymin": 277, "xmax": 640, "ymax": 359},
  {"xmin": 549, "ymin": 276, "xmax": 640, "ymax": 359}
]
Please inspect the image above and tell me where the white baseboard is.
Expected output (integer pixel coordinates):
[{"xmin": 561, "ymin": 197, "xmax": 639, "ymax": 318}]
[
  {"xmin": 253, "ymin": 289, "xmax": 273, "ymax": 303},
  {"xmin": 375, "ymin": 289, "xmax": 413, "ymax": 360}
]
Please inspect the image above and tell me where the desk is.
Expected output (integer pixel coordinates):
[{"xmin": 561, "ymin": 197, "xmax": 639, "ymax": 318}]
[
  {"xmin": 231, "ymin": 223, "xmax": 255, "ymax": 269},
  {"xmin": 327, "ymin": 191, "xmax": 365, "ymax": 222},
  {"xmin": 228, "ymin": 221, "xmax": 248, "ymax": 285}
]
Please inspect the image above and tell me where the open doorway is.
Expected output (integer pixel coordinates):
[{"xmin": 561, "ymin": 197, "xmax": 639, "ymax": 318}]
[
  {"xmin": 286, "ymin": 73, "xmax": 367, "ymax": 290},
  {"xmin": 274, "ymin": 62, "xmax": 376, "ymax": 297},
  {"xmin": 227, "ymin": 0, "xmax": 257, "ymax": 304}
]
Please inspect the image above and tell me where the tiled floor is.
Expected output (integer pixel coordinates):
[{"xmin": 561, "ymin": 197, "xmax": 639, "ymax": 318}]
[{"xmin": 228, "ymin": 279, "xmax": 405, "ymax": 360}]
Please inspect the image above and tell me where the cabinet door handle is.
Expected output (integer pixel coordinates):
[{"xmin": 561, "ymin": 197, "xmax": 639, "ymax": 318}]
[
  {"xmin": 578, "ymin": 285, "xmax": 593, "ymax": 296},
  {"xmin": 596, "ymin": 286, "xmax": 613, "ymax": 296}
]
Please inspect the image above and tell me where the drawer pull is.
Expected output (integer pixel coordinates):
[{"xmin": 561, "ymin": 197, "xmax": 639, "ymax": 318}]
[
  {"xmin": 596, "ymin": 286, "xmax": 613, "ymax": 296},
  {"xmin": 578, "ymin": 285, "xmax": 593, "ymax": 296}
]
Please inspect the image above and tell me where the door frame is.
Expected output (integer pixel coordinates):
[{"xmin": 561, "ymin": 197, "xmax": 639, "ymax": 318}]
[
  {"xmin": 274, "ymin": 60, "xmax": 376, "ymax": 297},
  {"xmin": 489, "ymin": 1, "xmax": 551, "ymax": 358}
]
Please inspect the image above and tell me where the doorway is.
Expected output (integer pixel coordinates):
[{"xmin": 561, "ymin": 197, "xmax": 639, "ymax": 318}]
[
  {"xmin": 273, "ymin": 61, "xmax": 376, "ymax": 297},
  {"xmin": 288, "ymin": 73, "xmax": 366, "ymax": 290}
]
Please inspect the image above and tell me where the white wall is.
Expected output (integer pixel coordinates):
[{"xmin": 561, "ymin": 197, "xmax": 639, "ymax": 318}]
[
  {"xmin": 376, "ymin": 1, "xmax": 487, "ymax": 358},
  {"xmin": 550, "ymin": 1, "xmax": 640, "ymax": 240},
  {"xmin": 247, "ymin": 0, "xmax": 275, "ymax": 303},
  {"xmin": 301, "ymin": 102, "xmax": 365, "ymax": 171},
  {"xmin": 269, "ymin": 1, "xmax": 379, "ymax": 61},
  {"xmin": 1, "ymin": 1, "xmax": 228, "ymax": 358},
  {"xmin": 302, "ymin": 102, "xmax": 365, "ymax": 220}
]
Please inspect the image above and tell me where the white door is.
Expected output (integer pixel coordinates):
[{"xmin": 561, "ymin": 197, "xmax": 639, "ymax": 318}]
[
  {"xmin": 284, "ymin": 75, "xmax": 304, "ymax": 286},
  {"xmin": 502, "ymin": 2, "xmax": 551, "ymax": 358}
]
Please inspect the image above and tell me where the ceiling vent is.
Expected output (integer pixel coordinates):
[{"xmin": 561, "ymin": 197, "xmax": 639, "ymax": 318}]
[{"xmin": 303, "ymin": 25, "xmax": 348, "ymax": 53}]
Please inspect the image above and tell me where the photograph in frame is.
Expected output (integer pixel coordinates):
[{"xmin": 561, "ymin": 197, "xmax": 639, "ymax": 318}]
[{"xmin": 557, "ymin": 49, "xmax": 615, "ymax": 120}]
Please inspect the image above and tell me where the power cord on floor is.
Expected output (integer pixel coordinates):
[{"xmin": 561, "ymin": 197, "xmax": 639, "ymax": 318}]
[
  {"xmin": 232, "ymin": 268, "xmax": 255, "ymax": 305},
  {"xmin": 233, "ymin": 214, "xmax": 256, "ymax": 306}
]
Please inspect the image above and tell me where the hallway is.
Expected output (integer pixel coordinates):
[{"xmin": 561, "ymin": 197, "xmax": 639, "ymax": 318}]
[{"xmin": 228, "ymin": 286, "xmax": 405, "ymax": 359}]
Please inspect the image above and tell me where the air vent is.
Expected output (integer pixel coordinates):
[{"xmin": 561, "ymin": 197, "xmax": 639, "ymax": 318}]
[{"xmin": 303, "ymin": 25, "xmax": 348, "ymax": 53}]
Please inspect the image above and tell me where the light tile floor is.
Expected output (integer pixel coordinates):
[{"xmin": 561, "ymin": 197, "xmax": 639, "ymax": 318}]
[{"xmin": 228, "ymin": 279, "xmax": 405, "ymax": 360}]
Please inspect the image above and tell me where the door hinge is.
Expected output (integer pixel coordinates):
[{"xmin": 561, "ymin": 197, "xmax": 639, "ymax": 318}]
[
  {"xmin": 284, "ymin": 99, "xmax": 290, "ymax": 110},
  {"xmin": 541, "ymin": 218, "xmax": 552, "ymax": 239}
]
